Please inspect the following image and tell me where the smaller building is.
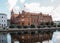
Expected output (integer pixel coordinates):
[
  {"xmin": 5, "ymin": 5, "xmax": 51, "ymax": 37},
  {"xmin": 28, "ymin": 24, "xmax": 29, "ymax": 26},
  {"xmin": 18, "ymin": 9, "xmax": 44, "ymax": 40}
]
[
  {"xmin": 0, "ymin": 13, "xmax": 7, "ymax": 28},
  {"xmin": 54, "ymin": 21, "xmax": 60, "ymax": 25}
]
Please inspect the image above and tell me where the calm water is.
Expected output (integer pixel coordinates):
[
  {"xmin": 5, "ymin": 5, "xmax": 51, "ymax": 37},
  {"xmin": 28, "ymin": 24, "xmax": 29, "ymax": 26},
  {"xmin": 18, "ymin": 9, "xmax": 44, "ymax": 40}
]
[
  {"xmin": 42, "ymin": 31, "xmax": 60, "ymax": 43},
  {"xmin": 6, "ymin": 31, "xmax": 60, "ymax": 43}
]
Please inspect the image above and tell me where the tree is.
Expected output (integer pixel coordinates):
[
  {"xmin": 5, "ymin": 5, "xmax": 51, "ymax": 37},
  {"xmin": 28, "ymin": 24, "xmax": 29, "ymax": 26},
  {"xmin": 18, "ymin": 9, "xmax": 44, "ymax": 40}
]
[
  {"xmin": 50, "ymin": 22, "xmax": 54, "ymax": 26},
  {"xmin": 45, "ymin": 22, "xmax": 51, "ymax": 26},
  {"xmin": 40, "ymin": 22, "xmax": 44, "ymax": 26},
  {"xmin": 47, "ymin": 25, "xmax": 51, "ymax": 28},
  {"xmin": 57, "ymin": 24, "xmax": 60, "ymax": 27},
  {"xmin": 37, "ymin": 26, "xmax": 41, "ymax": 28},
  {"xmin": 30, "ymin": 24, "xmax": 35, "ymax": 28},
  {"xmin": 9, "ymin": 24, "xmax": 16, "ymax": 28},
  {"xmin": 9, "ymin": 25, "xmax": 15, "ymax": 28},
  {"xmin": 53, "ymin": 25, "xmax": 56, "ymax": 27},
  {"xmin": 17, "ymin": 25, "xmax": 22, "ymax": 28},
  {"xmin": 23, "ymin": 26, "xmax": 28, "ymax": 28}
]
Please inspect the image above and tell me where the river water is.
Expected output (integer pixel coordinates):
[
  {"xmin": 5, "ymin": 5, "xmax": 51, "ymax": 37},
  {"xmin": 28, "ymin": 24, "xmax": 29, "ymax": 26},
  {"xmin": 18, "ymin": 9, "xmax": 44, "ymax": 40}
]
[
  {"xmin": 42, "ymin": 31, "xmax": 60, "ymax": 43},
  {"xmin": 6, "ymin": 31, "xmax": 60, "ymax": 43}
]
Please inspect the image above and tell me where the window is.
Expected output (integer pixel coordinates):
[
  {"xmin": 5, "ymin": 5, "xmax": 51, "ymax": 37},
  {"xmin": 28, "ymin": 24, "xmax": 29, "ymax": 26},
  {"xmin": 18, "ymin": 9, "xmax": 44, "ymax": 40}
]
[
  {"xmin": 4, "ymin": 24, "xmax": 6, "ymax": 26},
  {"xmin": 28, "ymin": 22, "xmax": 30, "ymax": 25},
  {"xmin": 4, "ymin": 20, "xmax": 5, "ymax": 22},
  {"xmin": 2, "ymin": 16, "xmax": 3, "ymax": 18},
  {"xmin": 22, "ymin": 22, "xmax": 24, "ymax": 26},
  {"xmin": 2, "ymin": 40, "xmax": 3, "ymax": 43},
  {"xmin": 2, "ymin": 24, "xmax": 3, "ymax": 27},
  {"xmin": 2, "ymin": 20, "xmax": 3, "ymax": 22}
]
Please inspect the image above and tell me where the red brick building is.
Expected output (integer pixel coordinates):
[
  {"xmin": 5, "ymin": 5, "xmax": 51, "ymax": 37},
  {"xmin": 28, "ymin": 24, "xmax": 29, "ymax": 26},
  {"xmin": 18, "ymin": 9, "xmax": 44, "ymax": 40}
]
[{"xmin": 10, "ymin": 10, "xmax": 52, "ymax": 26}]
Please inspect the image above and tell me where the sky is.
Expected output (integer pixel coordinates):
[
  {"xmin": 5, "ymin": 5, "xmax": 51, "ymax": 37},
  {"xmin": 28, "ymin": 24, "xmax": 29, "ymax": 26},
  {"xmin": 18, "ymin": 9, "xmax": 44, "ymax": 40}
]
[{"xmin": 0, "ymin": 0, "xmax": 60, "ymax": 21}]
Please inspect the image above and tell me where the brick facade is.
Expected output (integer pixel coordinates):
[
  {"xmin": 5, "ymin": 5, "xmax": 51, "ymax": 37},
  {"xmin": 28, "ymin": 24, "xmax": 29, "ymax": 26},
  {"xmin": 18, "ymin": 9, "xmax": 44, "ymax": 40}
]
[{"xmin": 10, "ymin": 10, "xmax": 52, "ymax": 26}]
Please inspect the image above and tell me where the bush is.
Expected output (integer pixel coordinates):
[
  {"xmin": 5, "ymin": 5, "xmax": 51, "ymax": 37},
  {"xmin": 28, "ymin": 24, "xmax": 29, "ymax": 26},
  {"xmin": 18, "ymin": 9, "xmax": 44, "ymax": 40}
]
[
  {"xmin": 3, "ymin": 27, "xmax": 5, "ymax": 29},
  {"xmin": 23, "ymin": 26, "xmax": 28, "ymax": 28},
  {"xmin": 45, "ymin": 22, "xmax": 50, "ymax": 25},
  {"xmin": 51, "ymin": 22, "xmax": 54, "ymax": 26},
  {"xmin": 47, "ymin": 25, "xmax": 51, "ymax": 28},
  {"xmin": 17, "ymin": 25, "xmax": 22, "ymax": 28},
  {"xmin": 9, "ymin": 25, "xmax": 15, "ymax": 28},
  {"xmin": 53, "ymin": 25, "xmax": 56, "ymax": 27},
  {"xmin": 41, "ymin": 25, "xmax": 45, "ymax": 28},
  {"xmin": 40, "ymin": 22, "xmax": 44, "ymax": 25},
  {"xmin": 57, "ymin": 25, "xmax": 60, "ymax": 27},
  {"xmin": 30, "ymin": 24, "xmax": 35, "ymax": 28},
  {"xmin": 37, "ymin": 26, "xmax": 41, "ymax": 28}
]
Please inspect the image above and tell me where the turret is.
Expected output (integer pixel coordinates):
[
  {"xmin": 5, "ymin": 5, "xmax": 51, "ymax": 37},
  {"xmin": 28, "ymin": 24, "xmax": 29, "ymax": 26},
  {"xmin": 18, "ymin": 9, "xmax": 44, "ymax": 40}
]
[{"xmin": 22, "ymin": 10, "xmax": 25, "ymax": 14}]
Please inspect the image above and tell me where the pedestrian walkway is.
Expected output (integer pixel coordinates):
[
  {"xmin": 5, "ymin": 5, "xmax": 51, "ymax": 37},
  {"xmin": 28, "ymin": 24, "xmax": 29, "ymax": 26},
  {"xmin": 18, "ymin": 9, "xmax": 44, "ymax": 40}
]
[
  {"xmin": 35, "ymin": 40, "xmax": 53, "ymax": 43},
  {"xmin": 43, "ymin": 40, "xmax": 53, "ymax": 43}
]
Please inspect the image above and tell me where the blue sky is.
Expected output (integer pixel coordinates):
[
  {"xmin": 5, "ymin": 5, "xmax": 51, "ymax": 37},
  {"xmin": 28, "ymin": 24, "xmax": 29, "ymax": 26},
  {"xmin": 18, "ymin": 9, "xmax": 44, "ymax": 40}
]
[{"xmin": 0, "ymin": 0, "xmax": 60, "ymax": 21}]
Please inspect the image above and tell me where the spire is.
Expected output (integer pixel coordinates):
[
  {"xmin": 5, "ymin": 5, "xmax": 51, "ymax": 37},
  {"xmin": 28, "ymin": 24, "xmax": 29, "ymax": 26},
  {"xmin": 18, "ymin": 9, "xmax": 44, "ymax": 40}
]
[
  {"xmin": 11, "ymin": 9, "xmax": 14, "ymax": 15},
  {"xmin": 19, "ymin": 12, "xmax": 20, "ymax": 15},
  {"xmin": 22, "ymin": 10, "xmax": 25, "ymax": 14},
  {"xmin": 24, "ymin": 5, "xmax": 25, "ymax": 11}
]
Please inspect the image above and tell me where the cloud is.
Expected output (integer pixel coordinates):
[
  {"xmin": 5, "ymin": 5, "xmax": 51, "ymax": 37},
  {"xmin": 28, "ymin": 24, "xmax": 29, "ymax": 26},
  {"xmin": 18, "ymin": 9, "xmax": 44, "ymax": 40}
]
[
  {"xmin": 20, "ymin": 0, "xmax": 25, "ymax": 3},
  {"xmin": 24, "ymin": 2, "xmax": 60, "ymax": 21},
  {"xmin": 24, "ymin": 2, "xmax": 41, "ymax": 13},
  {"xmin": 8, "ymin": 0, "xmax": 17, "ymax": 11},
  {"xmin": 24, "ymin": 2, "xmax": 53, "ymax": 14},
  {"xmin": 51, "ymin": 0, "xmax": 54, "ymax": 2},
  {"xmin": 24, "ymin": 2, "xmax": 56, "ymax": 20},
  {"xmin": 8, "ymin": 0, "xmax": 25, "ymax": 11},
  {"xmin": 13, "ymin": 6, "xmax": 21, "ymax": 14},
  {"xmin": 51, "ymin": 5, "xmax": 60, "ymax": 21},
  {"xmin": 7, "ymin": 0, "xmax": 60, "ymax": 21}
]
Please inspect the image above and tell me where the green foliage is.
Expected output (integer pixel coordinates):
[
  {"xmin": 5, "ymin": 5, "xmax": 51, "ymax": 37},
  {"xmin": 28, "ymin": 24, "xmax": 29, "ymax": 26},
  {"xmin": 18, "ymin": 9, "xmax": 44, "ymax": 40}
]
[
  {"xmin": 9, "ymin": 25, "xmax": 15, "ymax": 28},
  {"xmin": 17, "ymin": 25, "xmax": 22, "ymax": 28},
  {"xmin": 57, "ymin": 24, "xmax": 60, "ymax": 27},
  {"xmin": 40, "ymin": 22, "xmax": 44, "ymax": 25},
  {"xmin": 53, "ymin": 25, "xmax": 56, "ymax": 27},
  {"xmin": 45, "ymin": 22, "xmax": 50, "ymax": 25},
  {"xmin": 37, "ymin": 26, "xmax": 41, "ymax": 28},
  {"xmin": 47, "ymin": 25, "xmax": 51, "ymax": 28},
  {"xmin": 9, "ymin": 24, "xmax": 15, "ymax": 28},
  {"xmin": 30, "ymin": 24, "xmax": 35, "ymax": 28},
  {"xmin": 50, "ymin": 22, "xmax": 54, "ymax": 25},
  {"xmin": 23, "ymin": 26, "xmax": 28, "ymax": 28}
]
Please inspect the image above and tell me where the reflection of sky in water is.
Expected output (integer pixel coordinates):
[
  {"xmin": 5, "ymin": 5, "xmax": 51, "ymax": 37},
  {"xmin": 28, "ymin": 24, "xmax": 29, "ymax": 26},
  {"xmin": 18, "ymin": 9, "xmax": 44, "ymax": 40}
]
[
  {"xmin": 7, "ymin": 33, "xmax": 11, "ymax": 43},
  {"xmin": 14, "ymin": 41, "xmax": 19, "ymax": 43},
  {"xmin": 52, "ymin": 31, "xmax": 60, "ymax": 43}
]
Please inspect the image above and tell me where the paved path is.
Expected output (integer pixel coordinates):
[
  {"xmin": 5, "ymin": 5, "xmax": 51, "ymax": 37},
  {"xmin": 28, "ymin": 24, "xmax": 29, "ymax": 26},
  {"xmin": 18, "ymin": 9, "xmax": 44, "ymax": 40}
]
[
  {"xmin": 43, "ymin": 40, "xmax": 53, "ymax": 43},
  {"xmin": 36, "ymin": 40, "xmax": 53, "ymax": 43}
]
